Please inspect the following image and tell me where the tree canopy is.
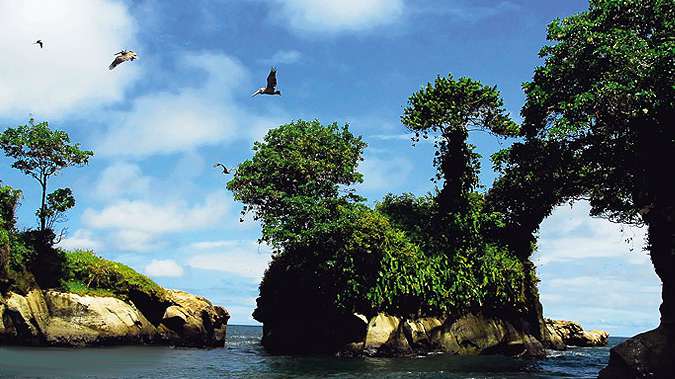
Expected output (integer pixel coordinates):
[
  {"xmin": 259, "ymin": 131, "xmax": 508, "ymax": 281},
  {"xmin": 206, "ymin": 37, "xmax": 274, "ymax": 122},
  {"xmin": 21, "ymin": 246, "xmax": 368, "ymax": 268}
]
[
  {"xmin": 0, "ymin": 119, "xmax": 93, "ymax": 232},
  {"xmin": 401, "ymin": 74, "xmax": 519, "ymax": 214}
]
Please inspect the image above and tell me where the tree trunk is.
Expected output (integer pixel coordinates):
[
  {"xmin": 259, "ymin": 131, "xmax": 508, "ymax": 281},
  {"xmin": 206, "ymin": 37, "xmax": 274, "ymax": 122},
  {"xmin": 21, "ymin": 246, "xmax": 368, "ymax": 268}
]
[
  {"xmin": 647, "ymin": 207, "xmax": 675, "ymax": 327},
  {"xmin": 39, "ymin": 177, "xmax": 47, "ymax": 232}
]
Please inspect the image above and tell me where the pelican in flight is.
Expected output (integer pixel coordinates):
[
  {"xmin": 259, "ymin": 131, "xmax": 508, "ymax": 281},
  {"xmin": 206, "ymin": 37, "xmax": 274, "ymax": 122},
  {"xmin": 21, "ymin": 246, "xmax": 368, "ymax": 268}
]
[
  {"xmin": 213, "ymin": 163, "xmax": 230, "ymax": 175},
  {"xmin": 34, "ymin": 40, "xmax": 43, "ymax": 48},
  {"xmin": 252, "ymin": 67, "xmax": 281, "ymax": 97},
  {"xmin": 109, "ymin": 50, "xmax": 138, "ymax": 70}
]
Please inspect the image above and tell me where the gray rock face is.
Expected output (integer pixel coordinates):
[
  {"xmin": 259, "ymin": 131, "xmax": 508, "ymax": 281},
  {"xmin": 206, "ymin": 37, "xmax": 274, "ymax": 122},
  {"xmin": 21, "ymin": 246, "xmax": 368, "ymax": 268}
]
[
  {"xmin": 0, "ymin": 289, "xmax": 229, "ymax": 347},
  {"xmin": 599, "ymin": 326, "xmax": 675, "ymax": 379},
  {"xmin": 544, "ymin": 319, "xmax": 608, "ymax": 348}
]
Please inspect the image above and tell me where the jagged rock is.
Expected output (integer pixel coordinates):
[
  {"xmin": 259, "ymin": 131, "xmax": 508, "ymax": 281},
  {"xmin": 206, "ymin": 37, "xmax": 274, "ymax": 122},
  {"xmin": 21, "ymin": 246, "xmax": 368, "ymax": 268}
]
[
  {"xmin": 599, "ymin": 326, "xmax": 675, "ymax": 379},
  {"xmin": 348, "ymin": 313, "xmax": 544, "ymax": 358},
  {"xmin": 544, "ymin": 319, "xmax": 608, "ymax": 347},
  {"xmin": 42, "ymin": 290, "xmax": 156, "ymax": 346},
  {"xmin": 364, "ymin": 314, "xmax": 399, "ymax": 350},
  {"xmin": 0, "ymin": 289, "xmax": 229, "ymax": 347},
  {"xmin": 160, "ymin": 289, "xmax": 229, "ymax": 347}
]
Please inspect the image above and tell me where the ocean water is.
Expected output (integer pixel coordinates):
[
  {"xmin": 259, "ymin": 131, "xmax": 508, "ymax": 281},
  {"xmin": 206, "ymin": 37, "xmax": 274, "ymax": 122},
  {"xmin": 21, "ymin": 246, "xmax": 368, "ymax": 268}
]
[{"xmin": 0, "ymin": 325, "xmax": 622, "ymax": 378}]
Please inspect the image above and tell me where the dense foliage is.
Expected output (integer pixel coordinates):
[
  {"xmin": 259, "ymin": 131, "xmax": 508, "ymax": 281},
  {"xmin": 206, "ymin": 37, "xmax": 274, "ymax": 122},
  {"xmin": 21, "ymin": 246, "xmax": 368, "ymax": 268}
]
[
  {"xmin": 231, "ymin": 119, "xmax": 528, "ymax": 324},
  {"xmin": 227, "ymin": 120, "xmax": 366, "ymax": 248},
  {"xmin": 488, "ymin": 0, "xmax": 675, "ymax": 325}
]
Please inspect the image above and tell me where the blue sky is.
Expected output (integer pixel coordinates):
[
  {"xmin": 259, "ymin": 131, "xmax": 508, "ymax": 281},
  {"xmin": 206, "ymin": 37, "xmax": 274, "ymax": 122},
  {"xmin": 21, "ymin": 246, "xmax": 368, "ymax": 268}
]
[{"xmin": 0, "ymin": 0, "xmax": 660, "ymax": 336}]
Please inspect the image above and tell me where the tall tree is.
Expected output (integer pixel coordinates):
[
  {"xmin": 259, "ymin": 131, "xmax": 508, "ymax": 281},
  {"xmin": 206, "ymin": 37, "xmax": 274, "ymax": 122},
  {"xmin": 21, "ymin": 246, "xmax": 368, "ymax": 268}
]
[
  {"xmin": 401, "ymin": 74, "xmax": 519, "ymax": 215},
  {"xmin": 519, "ymin": 0, "xmax": 674, "ymax": 322},
  {"xmin": 0, "ymin": 119, "xmax": 93, "ymax": 234}
]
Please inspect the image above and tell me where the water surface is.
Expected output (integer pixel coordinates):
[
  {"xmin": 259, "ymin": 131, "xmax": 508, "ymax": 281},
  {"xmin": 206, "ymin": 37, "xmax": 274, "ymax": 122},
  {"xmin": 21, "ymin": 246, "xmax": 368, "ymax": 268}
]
[{"xmin": 0, "ymin": 325, "xmax": 622, "ymax": 378}]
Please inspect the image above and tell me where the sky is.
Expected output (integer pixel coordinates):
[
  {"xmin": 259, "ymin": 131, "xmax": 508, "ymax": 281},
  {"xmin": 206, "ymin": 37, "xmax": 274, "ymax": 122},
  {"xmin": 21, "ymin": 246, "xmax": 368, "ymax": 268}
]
[{"xmin": 0, "ymin": 0, "xmax": 660, "ymax": 336}]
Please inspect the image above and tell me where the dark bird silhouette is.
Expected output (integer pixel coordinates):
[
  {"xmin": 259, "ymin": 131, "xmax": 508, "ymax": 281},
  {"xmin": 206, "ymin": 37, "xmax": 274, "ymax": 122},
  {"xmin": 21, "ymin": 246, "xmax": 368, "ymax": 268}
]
[
  {"xmin": 252, "ymin": 67, "xmax": 281, "ymax": 97},
  {"xmin": 109, "ymin": 50, "xmax": 138, "ymax": 70},
  {"xmin": 213, "ymin": 163, "xmax": 230, "ymax": 175},
  {"xmin": 34, "ymin": 40, "xmax": 43, "ymax": 48}
]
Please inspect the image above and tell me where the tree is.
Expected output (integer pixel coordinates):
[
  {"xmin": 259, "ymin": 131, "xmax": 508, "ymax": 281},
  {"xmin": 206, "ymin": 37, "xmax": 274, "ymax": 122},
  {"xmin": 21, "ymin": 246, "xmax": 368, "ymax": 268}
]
[
  {"xmin": 517, "ymin": 0, "xmax": 675, "ymax": 327},
  {"xmin": 401, "ymin": 74, "xmax": 519, "ymax": 215},
  {"xmin": 0, "ymin": 119, "xmax": 93, "ymax": 234},
  {"xmin": 227, "ymin": 119, "xmax": 366, "ymax": 248}
]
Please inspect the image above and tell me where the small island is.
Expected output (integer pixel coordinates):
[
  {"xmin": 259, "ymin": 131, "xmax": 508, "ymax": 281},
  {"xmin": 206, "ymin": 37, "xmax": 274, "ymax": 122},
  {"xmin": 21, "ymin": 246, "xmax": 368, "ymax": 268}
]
[
  {"xmin": 0, "ymin": 121, "xmax": 228, "ymax": 347},
  {"xmin": 0, "ymin": 1, "xmax": 672, "ymax": 377}
]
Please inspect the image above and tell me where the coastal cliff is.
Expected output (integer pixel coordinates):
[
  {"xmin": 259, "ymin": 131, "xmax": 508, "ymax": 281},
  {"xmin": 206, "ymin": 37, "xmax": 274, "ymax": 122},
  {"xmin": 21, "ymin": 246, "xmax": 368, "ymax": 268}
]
[{"xmin": 0, "ymin": 288, "xmax": 229, "ymax": 347}]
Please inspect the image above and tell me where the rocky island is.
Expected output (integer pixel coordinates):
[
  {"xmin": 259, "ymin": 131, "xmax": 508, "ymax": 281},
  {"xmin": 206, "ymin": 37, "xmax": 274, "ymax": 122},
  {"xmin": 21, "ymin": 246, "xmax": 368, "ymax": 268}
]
[{"xmin": 0, "ymin": 288, "xmax": 229, "ymax": 347}]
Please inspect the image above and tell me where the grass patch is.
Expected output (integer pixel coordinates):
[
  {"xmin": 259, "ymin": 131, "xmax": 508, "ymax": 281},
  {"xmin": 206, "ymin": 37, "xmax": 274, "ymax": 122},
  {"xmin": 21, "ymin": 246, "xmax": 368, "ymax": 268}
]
[
  {"xmin": 61, "ymin": 279, "xmax": 116, "ymax": 297},
  {"xmin": 62, "ymin": 249, "xmax": 166, "ymax": 301}
]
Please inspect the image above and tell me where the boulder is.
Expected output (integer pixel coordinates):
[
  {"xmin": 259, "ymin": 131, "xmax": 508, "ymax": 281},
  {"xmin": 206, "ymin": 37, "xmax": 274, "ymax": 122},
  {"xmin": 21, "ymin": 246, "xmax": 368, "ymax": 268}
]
[
  {"xmin": 160, "ymin": 289, "xmax": 230, "ymax": 347},
  {"xmin": 42, "ymin": 290, "xmax": 156, "ymax": 346},
  {"xmin": 364, "ymin": 313, "xmax": 399, "ymax": 350},
  {"xmin": 599, "ymin": 326, "xmax": 675, "ymax": 379},
  {"xmin": 544, "ymin": 319, "xmax": 608, "ymax": 347},
  {"xmin": 363, "ymin": 313, "xmax": 411, "ymax": 356},
  {"xmin": 357, "ymin": 313, "xmax": 543, "ymax": 358},
  {"xmin": 0, "ymin": 289, "xmax": 229, "ymax": 347}
]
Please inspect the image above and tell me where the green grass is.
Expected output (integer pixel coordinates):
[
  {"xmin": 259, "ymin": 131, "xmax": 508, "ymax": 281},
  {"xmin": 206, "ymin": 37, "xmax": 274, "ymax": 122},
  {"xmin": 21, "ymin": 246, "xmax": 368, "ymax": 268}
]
[
  {"xmin": 62, "ymin": 249, "xmax": 166, "ymax": 301},
  {"xmin": 61, "ymin": 279, "xmax": 116, "ymax": 297}
]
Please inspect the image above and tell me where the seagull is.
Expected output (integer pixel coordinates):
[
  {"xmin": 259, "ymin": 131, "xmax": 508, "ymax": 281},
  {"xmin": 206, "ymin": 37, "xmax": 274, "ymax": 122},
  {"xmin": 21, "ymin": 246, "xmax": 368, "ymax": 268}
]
[
  {"xmin": 213, "ymin": 163, "xmax": 230, "ymax": 175},
  {"xmin": 34, "ymin": 40, "xmax": 43, "ymax": 48},
  {"xmin": 108, "ymin": 50, "xmax": 138, "ymax": 70},
  {"xmin": 251, "ymin": 67, "xmax": 281, "ymax": 97}
]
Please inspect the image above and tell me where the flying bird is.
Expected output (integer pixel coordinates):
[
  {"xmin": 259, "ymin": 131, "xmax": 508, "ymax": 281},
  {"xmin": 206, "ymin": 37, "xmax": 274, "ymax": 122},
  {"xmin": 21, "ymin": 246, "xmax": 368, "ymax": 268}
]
[
  {"xmin": 251, "ymin": 67, "xmax": 281, "ymax": 97},
  {"xmin": 109, "ymin": 50, "xmax": 138, "ymax": 70},
  {"xmin": 213, "ymin": 163, "xmax": 230, "ymax": 175},
  {"xmin": 34, "ymin": 40, "xmax": 43, "ymax": 48}
]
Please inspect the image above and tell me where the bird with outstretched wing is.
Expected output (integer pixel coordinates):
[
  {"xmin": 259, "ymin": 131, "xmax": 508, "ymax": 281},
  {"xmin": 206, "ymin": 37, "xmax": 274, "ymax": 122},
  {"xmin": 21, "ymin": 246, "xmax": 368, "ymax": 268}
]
[
  {"xmin": 109, "ymin": 50, "xmax": 138, "ymax": 70},
  {"xmin": 213, "ymin": 163, "xmax": 230, "ymax": 175},
  {"xmin": 34, "ymin": 40, "xmax": 43, "ymax": 48},
  {"xmin": 252, "ymin": 67, "xmax": 281, "ymax": 97}
]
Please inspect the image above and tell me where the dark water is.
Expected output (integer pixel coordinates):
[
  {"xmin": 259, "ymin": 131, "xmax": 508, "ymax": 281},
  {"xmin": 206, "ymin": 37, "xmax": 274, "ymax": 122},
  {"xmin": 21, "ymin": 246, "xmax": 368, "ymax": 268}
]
[{"xmin": 0, "ymin": 325, "xmax": 622, "ymax": 378}]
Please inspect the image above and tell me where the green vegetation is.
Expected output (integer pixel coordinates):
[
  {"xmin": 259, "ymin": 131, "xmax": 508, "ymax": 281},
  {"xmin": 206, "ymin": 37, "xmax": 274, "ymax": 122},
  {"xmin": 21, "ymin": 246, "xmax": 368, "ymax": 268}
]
[
  {"xmin": 0, "ymin": 119, "xmax": 93, "ymax": 233},
  {"xmin": 62, "ymin": 250, "xmax": 166, "ymax": 302},
  {"xmin": 231, "ymin": 118, "xmax": 528, "ymax": 324},
  {"xmin": 492, "ymin": 0, "xmax": 675, "ymax": 325},
  {"xmin": 0, "ymin": 120, "xmax": 164, "ymax": 318}
]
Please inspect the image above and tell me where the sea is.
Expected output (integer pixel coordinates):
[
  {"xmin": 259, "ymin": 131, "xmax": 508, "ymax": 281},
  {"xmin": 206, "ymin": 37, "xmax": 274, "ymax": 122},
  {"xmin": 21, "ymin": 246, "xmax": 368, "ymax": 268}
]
[{"xmin": 0, "ymin": 325, "xmax": 621, "ymax": 378}]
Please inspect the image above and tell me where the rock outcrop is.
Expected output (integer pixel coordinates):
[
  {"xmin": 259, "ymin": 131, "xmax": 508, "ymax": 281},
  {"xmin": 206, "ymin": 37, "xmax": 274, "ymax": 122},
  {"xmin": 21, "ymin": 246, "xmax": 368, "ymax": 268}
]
[
  {"xmin": 261, "ymin": 312, "xmax": 608, "ymax": 358},
  {"xmin": 0, "ymin": 289, "xmax": 229, "ymax": 347},
  {"xmin": 544, "ymin": 319, "xmax": 608, "ymax": 348},
  {"xmin": 598, "ymin": 326, "xmax": 675, "ymax": 379},
  {"xmin": 356, "ymin": 313, "xmax": 546, "ymax": 358}
]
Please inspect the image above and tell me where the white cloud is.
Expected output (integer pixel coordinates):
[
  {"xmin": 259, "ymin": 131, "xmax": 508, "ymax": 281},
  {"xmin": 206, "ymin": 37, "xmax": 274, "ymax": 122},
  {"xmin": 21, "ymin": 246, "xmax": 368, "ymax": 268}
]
[
  {"xmin": 95, "ymin": 162, "xmax": 151, "ymax": 199},
  {"xmin": 95, "ymin": 52, "xmax": 284, "ymax": 158},
  {"xmin": 535, "ymin": 201, "xmax": 661, "ymax": 336},
  {"xmin": 187, "ymin": 240, "xmax": 272, "ymax": 280},
  {"xmin": 534, "ymin": 201, "xmax": 649, "ymax": 266},
  {"xmin": 262, "ymin": 50, "xmax": 302, "ymax": 65},
  {"xmin": 82, "ymin": 191, "xmax": 230, "ymax": 251},
  {"xmin": 271, "ymin": 0, "xmax": 404, "ymax": 34},
  {"xmin": 414, "ymin": 1, "xmax": 520, "ymax": 23},
  {"xmin": 358, "ymin": 153, "xmax": 413, "ymax": 191},
  {"xmin": 145, "ymin": 259, "xmax": 184, "ymax": 277},
  {"xmin": 0, "ymin": 0, "xmax": 140, "ymax": 118},
  {"xmin": 57, "ymin": 229, "xmax": 102, "ymax": 251}
]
